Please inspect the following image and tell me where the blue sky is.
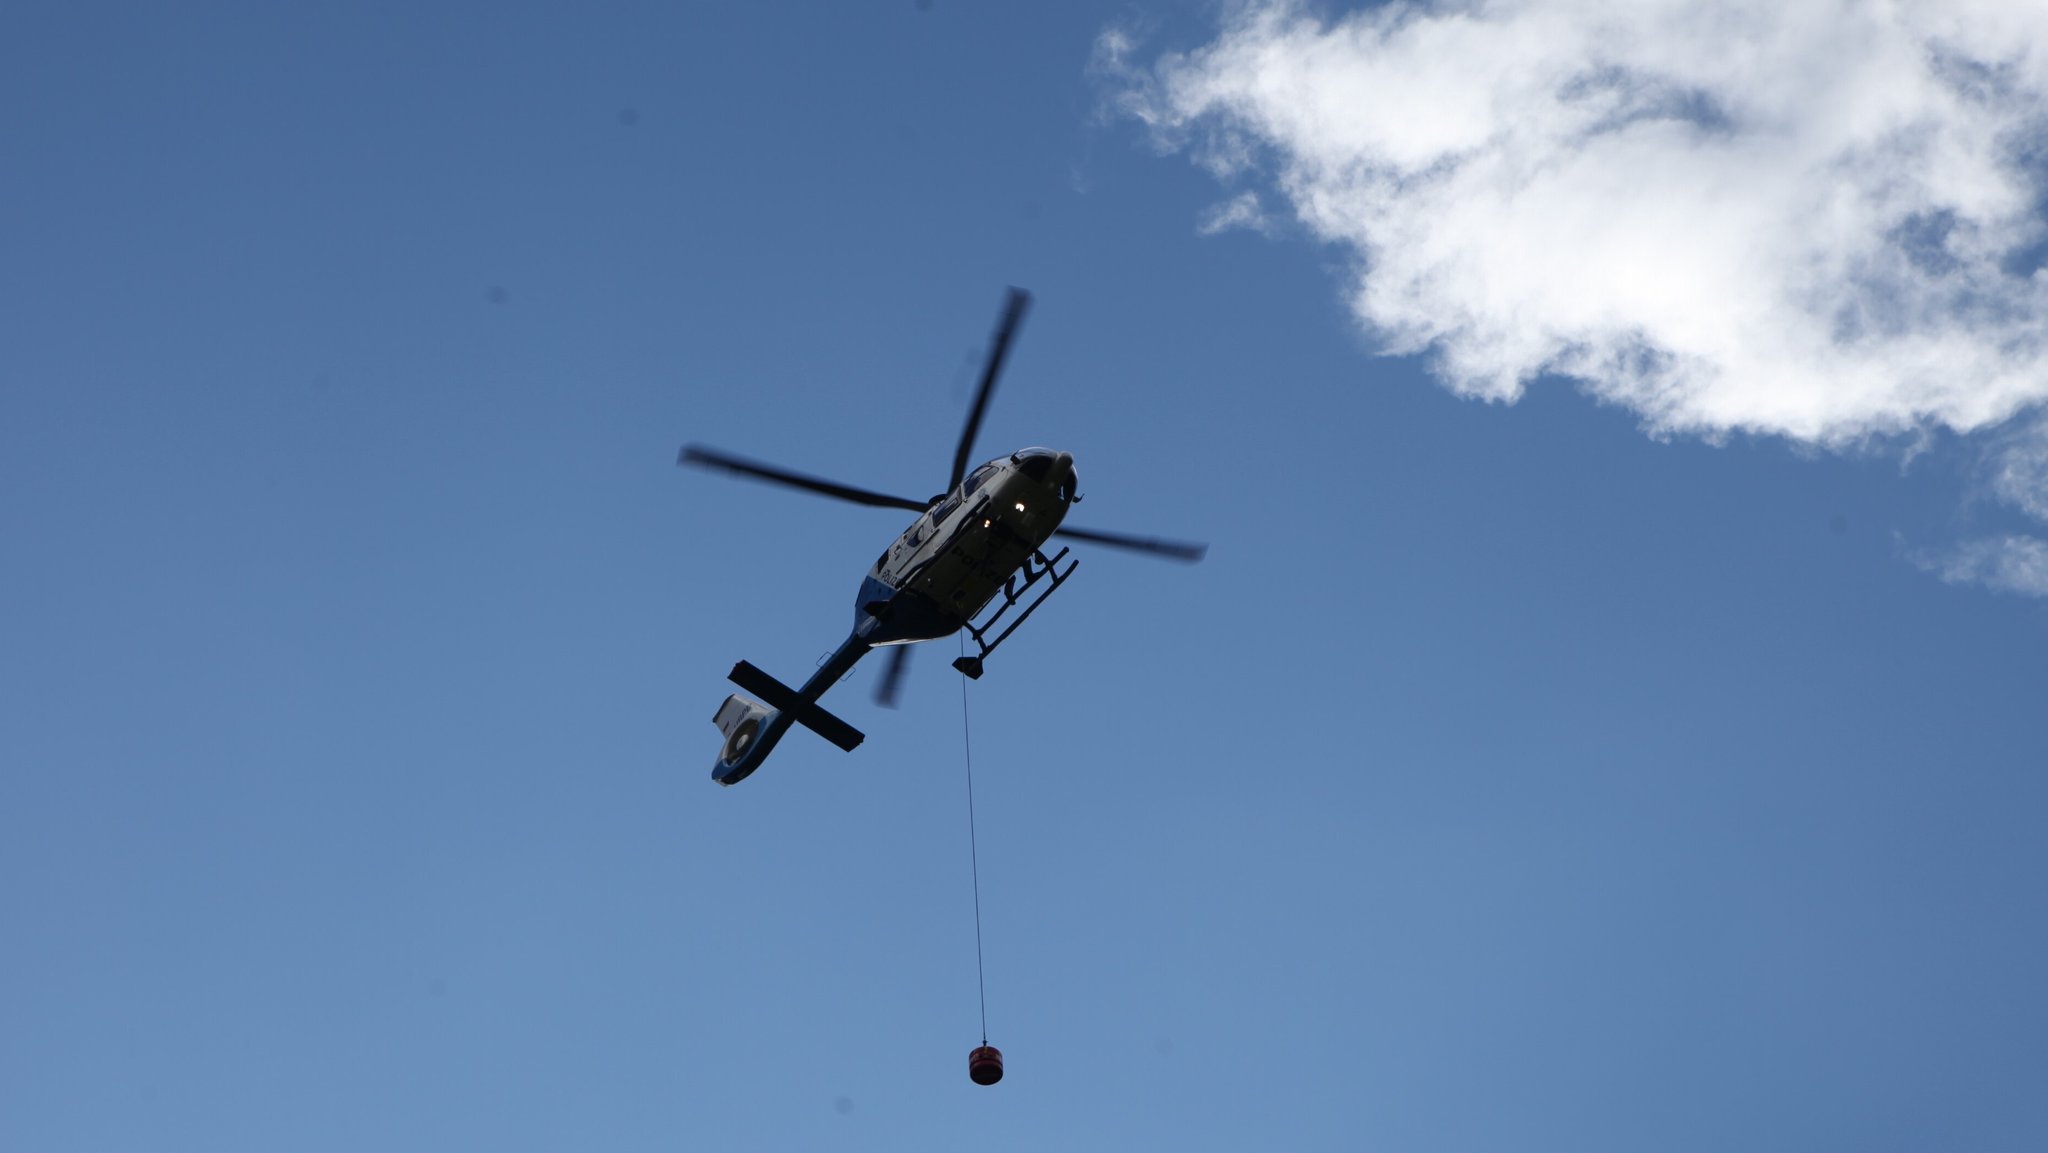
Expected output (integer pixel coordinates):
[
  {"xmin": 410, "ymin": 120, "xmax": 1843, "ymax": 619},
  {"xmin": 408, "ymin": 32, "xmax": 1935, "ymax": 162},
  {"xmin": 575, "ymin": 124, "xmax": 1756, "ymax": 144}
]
[{"xmin": 5, "ymin": 3, "xmax": 2047, "ymax": 1150}]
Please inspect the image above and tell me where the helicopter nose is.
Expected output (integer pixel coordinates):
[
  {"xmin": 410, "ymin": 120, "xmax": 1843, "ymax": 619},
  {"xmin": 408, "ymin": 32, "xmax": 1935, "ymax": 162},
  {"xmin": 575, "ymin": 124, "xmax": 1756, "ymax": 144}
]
[{"xmin": 1018, "ymin": 450, "xmax": 1073, "ymax": 481}]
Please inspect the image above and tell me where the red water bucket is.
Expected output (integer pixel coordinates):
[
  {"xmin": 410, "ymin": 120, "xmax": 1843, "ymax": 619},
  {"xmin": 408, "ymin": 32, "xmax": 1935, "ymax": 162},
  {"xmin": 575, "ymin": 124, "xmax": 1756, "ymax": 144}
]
[{"xmin": 968, "ymin": 1044, "xmax": 1004, "ymax": 1086}]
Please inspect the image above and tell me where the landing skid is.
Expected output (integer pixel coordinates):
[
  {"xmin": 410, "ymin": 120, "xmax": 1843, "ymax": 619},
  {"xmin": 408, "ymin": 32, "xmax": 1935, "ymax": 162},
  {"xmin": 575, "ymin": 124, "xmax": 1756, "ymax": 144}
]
[{"xmin": 952, "ymin": 546, "xmax": 1076, "ymax": 680}]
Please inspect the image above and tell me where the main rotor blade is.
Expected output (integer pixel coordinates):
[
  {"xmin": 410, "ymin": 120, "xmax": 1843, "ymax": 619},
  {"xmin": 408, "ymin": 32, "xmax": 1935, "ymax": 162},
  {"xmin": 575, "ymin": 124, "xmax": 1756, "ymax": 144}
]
[
  {"xmin": 873, "ymin": 645, "xmax": 912, "ymax": 709},
  {"xmin": 1053, "ymin": 524, "xmax": 1208, "ymax": 563},
  {"xmin": 950, "ymin": 287, "xmax": 1032, "ymax": 491},
  {"xmin": 677, "ymin": 445, "xmax": 928, "ymax": 513}
]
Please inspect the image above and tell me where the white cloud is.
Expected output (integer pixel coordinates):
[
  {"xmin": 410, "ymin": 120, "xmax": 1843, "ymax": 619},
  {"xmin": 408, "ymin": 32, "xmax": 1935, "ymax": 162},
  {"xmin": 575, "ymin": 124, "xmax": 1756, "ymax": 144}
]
[
  {"xmin": 1985, "ymin": 417, "xmax": 2048, "ymax": 523},
  {"xmin": 1101, "ymin": 0, "xmax": 2048, "ymax": 589},
  {"xmin": 1198, "ymin": 190, "xmax": 1276, "ymax": 235},
  {"xmin": 1920, "ymin": 535, "xmax": 2048, "ymax": 597}
]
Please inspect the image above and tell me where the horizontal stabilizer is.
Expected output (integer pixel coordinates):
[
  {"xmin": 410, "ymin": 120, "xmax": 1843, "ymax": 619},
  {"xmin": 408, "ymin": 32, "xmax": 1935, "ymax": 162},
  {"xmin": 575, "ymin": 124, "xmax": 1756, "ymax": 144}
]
[{"xmin": 728, "ymin": 660, "xmax": 864, "ymax": 752}]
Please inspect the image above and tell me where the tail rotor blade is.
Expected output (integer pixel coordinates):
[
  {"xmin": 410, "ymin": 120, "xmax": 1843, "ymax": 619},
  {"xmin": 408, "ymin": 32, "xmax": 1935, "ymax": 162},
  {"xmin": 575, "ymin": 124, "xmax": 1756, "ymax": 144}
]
[
  {"xmin": 1053, "ymin": 524, "xmax": 1208, "ymax": 562},
  {"xmin": 950, "ymin": 288, "xmax": 1031, "ymax": 491},
  {"xmin": 678, "ymin": 445, "xmax": 929, "ymax": 513},
  {"xmin": 874, "ymin": 645, "xmax": 912, "ymax": 709}
]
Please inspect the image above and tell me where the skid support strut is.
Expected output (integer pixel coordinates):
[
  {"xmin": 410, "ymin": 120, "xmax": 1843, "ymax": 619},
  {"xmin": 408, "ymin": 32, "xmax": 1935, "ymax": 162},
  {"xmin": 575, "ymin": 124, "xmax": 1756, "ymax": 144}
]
[{"xmin": 952, "ymin": 546, "xmax": 1077, "ymax": 679}]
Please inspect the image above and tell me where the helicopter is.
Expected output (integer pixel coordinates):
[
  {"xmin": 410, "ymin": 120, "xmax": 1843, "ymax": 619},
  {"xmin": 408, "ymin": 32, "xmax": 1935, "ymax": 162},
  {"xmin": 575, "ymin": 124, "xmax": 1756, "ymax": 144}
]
[{"xmin": 679, "ymin": 288, "xmax": 1207, "ymax": 787}]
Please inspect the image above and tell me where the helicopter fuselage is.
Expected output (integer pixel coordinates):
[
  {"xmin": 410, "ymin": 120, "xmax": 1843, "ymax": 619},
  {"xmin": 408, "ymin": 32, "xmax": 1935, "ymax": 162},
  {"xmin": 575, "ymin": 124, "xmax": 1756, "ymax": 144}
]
[
  {"xmin": 859, "ymin": 447, "xmax": 1076, "ymax": 646},
  {"xmin": 708, "ymin": 448, "xmax": 1077, "ymax": 785}
]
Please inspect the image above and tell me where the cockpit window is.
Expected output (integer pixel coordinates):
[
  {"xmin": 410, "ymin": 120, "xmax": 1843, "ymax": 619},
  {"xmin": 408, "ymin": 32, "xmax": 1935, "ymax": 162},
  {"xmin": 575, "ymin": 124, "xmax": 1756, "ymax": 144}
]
[{"xmin": 965, "ymin": 462, "xmax": 999, "ymax": 494}]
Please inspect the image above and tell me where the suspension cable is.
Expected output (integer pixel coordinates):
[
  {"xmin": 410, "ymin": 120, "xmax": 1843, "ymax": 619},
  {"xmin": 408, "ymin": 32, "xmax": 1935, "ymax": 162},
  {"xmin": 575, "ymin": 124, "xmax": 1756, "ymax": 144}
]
[{"xmin": 958, "ymin": 634, "xmax": 989, "ymax": 1046}]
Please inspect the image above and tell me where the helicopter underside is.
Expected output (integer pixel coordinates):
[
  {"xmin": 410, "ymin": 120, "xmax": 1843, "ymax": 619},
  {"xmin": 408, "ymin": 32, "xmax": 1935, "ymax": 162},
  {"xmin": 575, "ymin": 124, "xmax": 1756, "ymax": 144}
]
[{"xmin": 855, "ymin": 574, "xmax": 963, "ymax": 647}]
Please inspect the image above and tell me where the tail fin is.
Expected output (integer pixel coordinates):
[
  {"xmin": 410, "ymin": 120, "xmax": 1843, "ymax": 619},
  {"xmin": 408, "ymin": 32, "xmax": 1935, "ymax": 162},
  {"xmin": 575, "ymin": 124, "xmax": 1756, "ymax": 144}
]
[{"xmin": 712, "ymin": 693, "xmax": 775, "ymax": 768}]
